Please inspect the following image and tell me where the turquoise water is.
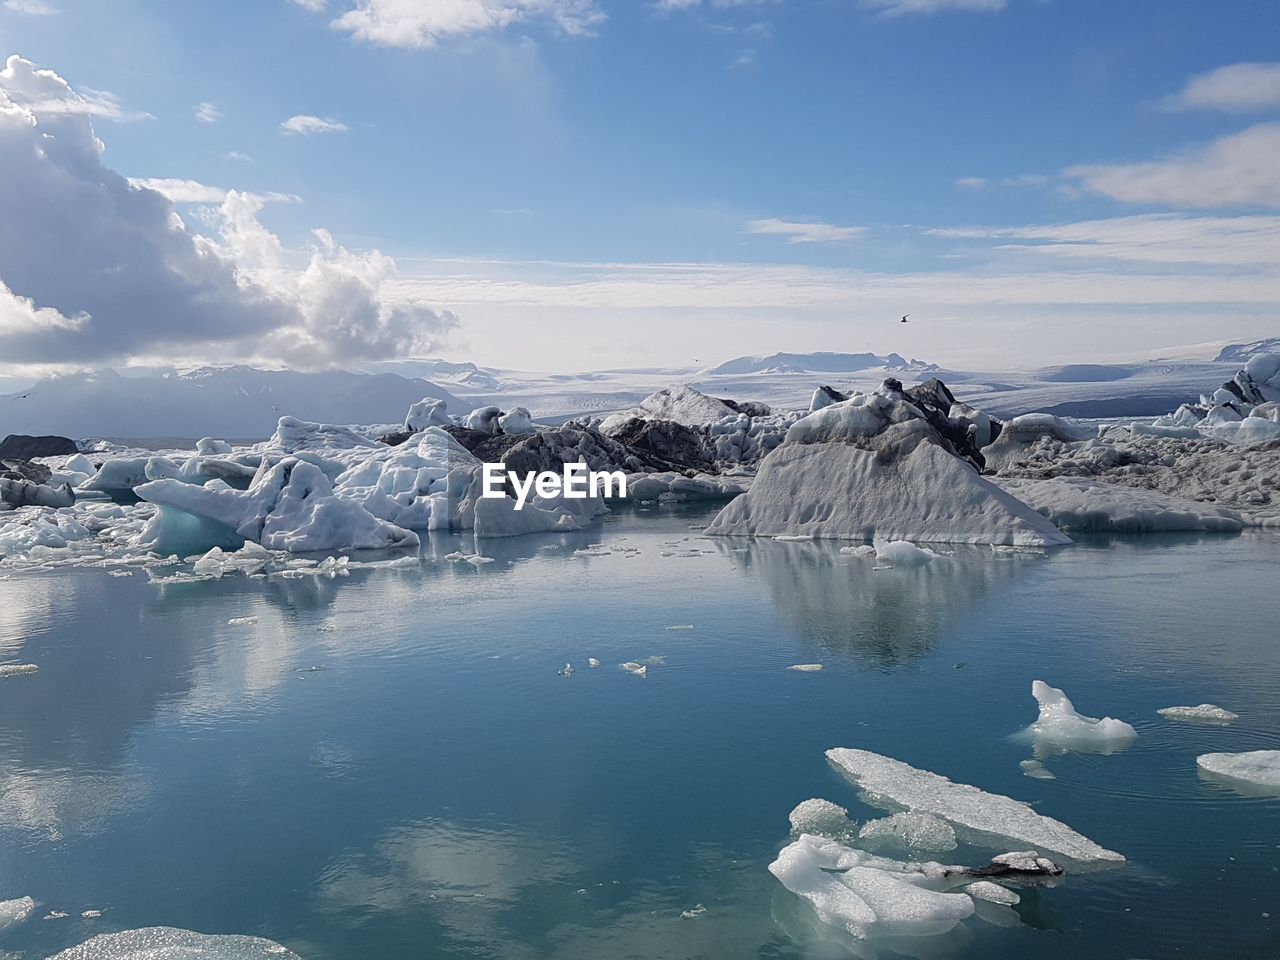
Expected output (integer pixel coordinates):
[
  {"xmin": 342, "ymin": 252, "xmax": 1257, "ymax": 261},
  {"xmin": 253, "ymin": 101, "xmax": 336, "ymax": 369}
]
[{"xmin": 2, "ymin": 506, "xmax": 1279, "ymax": 958}]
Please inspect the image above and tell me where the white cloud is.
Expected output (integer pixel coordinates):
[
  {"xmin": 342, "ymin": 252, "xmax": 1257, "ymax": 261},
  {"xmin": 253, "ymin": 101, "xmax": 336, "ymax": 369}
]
[
  {"xmin": 954, "ymin": 173, "xmax": 1049, "ymax": 190},
  {"xmin": 0, "ymin": 56, "xmax": 144, "ymax": 121},
  {"xmin": 280, "ymin": 113, "xmax": 349, "ymax": 135},
  {"xmin": 290, "ymin": 0, "xmax": 327, "ymax": 10},
  {"xmin": 746, "ymin": 217, "xmax": 865, "ymax": 243},
  {"xmin": 929, "ymin": 214, "xmax": 1280, "ymax": 267},
  {"xmin": 1065, "ymin": 123, "xmax": 1280, "ymax": 209},
  {"xmin": 194, "ymin": 101, "xmax": 222, "ymax": 124},
  {"xmin": 312, "ymin": 0, "xmax": 605, "ymax": 49},
  {"xmin": 127, "ymin": 178, "xmax": 300, "ymax": 206},
  {"xmin": 1166, "ymin": 62, "xmax": 1280, "ymax": 113},
  {"xmin": 4, "ymin": 0, "xmax": 58, "ymax": 14},
  {"xmin": 860, "ymin": 0, "xmax": 1005, "ymax": 15},
  {"xmin": 0, "ymin": 56, "xmax": 455, "ymax": 368}
]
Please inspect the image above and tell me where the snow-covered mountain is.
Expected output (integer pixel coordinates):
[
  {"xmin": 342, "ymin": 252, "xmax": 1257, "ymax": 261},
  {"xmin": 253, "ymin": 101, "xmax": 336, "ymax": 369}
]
[{"xmin": 0, "ymin": 366, "xmax": 460, "ymax": 441}]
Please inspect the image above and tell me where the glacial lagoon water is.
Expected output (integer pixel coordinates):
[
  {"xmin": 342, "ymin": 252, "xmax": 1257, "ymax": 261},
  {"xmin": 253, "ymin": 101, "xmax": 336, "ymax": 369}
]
[{"xmin": 2, "ymin": 504, "xmax": 1279, "ymax": 959}]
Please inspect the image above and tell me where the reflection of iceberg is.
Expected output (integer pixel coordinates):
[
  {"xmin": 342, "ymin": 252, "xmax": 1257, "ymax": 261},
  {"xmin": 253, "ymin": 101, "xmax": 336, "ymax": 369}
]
[{"xmin": 717, "ymin": 538, "xmax": 1031, "ymax": 665}]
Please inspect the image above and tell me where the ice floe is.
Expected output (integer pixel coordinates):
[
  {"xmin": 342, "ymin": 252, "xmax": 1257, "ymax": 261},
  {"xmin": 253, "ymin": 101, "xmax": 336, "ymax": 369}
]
[
  {"xmin": 1196, "ymin": 750, "xmax": 1280, "ymax": 792},
  {"xmin": 826, "ymin": 747, "xmax": 1124, "ymax": 862},
  {"xmin": 873, "ymin": 540, "xmax": 943, "ymax": 565},
  {"xmin": 995, "ymin": 477, "xmax": 1248, "ymax": 533},
  {"xmin": 0, "ymin": 663, "xmax": 39, "ymax": 678},
  {"xmin": 1158, "ymin": 704, "xmax": 1238, "ymax": 723},
  {"xmin": 0, "ymin": 895, "xmax": 35, "ymax": 931},
  {"xmin": 787, "ymin": 663, "xmax": 823, "ymax": 672},
  {"xmin": 48, "ymin": 927, "xmax": 303, "ymax": 959},
  {"xmin": 1026, "ymin": 680, "xmax": 1137, "ymax": 751}
]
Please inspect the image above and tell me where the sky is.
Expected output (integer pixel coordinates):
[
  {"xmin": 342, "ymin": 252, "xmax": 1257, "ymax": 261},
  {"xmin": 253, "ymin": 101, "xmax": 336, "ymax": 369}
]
[{"xmin": 1, "ymin": 0, "xmax": 1278, "ymax": 379}]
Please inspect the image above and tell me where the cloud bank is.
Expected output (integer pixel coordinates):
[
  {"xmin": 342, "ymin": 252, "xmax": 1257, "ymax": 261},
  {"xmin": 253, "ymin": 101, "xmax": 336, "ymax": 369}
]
[{"xmin": 0, "ymin": 55, "xmax": 456, "ymax": 370}]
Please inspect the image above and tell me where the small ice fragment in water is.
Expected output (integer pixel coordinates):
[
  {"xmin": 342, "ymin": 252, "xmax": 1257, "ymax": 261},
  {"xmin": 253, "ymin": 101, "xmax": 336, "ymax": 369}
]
[
  {"xmin": 558, "ymin": 663, "xmax": 574, "ymax": 677},
  {"xmin": 826, "ymin": 747, "xmax": 1124, "ymax": 863},
  {"xmin": 681, "ymin": 904, "xmax": 706, "ymax": 919},
  {"xmin": 665, "ymin": 624, "xmax": 694, "ymax": 631},
  {"xmin": 1158, "ymin": 704, "xmax": 1238, "ymax": 723},
  {"xmin": 858, "ymin": 812, "xmax": 958, "ymax": 854},
  {"xmin": 1020, "ymin": 759, "xmax": 1056, "ymax": 780},
  {"xmin": 0, "ymin": 896, "xmax": 35, "ymax": 932},
  {"xmin": 1027, "ymin": 680, "xmax": 1137, "ymax": 750},
  {"xmin": 620, "ymin": 661, "xmax": 648, "ymax": 677},
  {"xmin": 44, "ymin": 911, "xmax": 69, "ymax": 920},
  {"xmin": 81, "ymin": 910, "xmax": 102, "ymax": 919},
  {"xmin": 965, "ymin": 881, "xmax": 1019, "ymax": 906},
  {"xmin": 787, "ymin": 663, "xmax": 823, "ymax": 672},
  {"xmin": 1197, "ymin": 750, "xmax": 1280, "ymax": 790},
  {"xmin": 788, "ymin": 798, "xmax": 856, "ymax": 840},
  {"xmin": 0, "ymin": 663, "xmax": 38, "ymax": 678},
  {"xmin": 873, "ymin": 540, "xmax": 942, "ymax": 566},
  {"xmin": 587, "ymin": 658, "xmax": 600, "ymax": 668},
  {"xmin": 839, "ymin": 544, "xmax": 877, "ymax": 558},
  {"xmin": 227, "ymin": 616, "xmax": 258, "ymax": 626}
]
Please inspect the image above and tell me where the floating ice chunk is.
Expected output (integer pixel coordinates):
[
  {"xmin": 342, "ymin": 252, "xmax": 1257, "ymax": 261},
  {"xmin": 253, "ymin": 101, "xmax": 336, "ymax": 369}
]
[
  {"xmin": 1196, "ymin": 751, "xmax": 1280, "ymax": 791},
  {"xmin": 1158, "ymin": 704, "xmax": 1239, "ymax": 723},
  {"xmin": 826, "ymin": 747, "xmax": 1124, "ymax": 863},
  {"xmin": 787, "ymin": 663, "xmax": 823, "ymax": 672},
  {"xmin": 49, "ymin": 926, "xmax": 303, "ymax": 959},
  {"xmin": 990, "ymin": 850, "xmax": 1061, "ymax": 873},
  {"xmin": 81, "ymin": 910, "xmax": 102, "ymax": 919},
  {"xmin": 558, "ymin": 663, "xmax": 574, "ymax": 677},
  {"xmin": 858, "ymin": 812, "xmax": 958, "ymax": 854},
  {"xmin": 45, "ymin": 911, "xmax": 69, "ymax": 920},
  {"xmin": 838, "ymin": 544, "xmax": 877, "ymax": 558},
  {"xmin": 0, "ymin": 895, "xmax": 35, "ymax": 932},
  {"xmin": 788, "ymin": 798, "xmax": 856, "ymax": 840},
  {"xmin": 587, "ymin": 657, "xmax": 601, "ymax": 668},
  {"xmin": 665, "ymin": 624, "xmax": 694, "ymax": 631},
  {"xmin": 1028, "ymin": 680, "xmax": 1137, "ymax": 750},
  {"xmin": 1019, "ymin": 759, "xmax": 1056, "ymax": 780},
  {"xmin": 227, "ymin": 616, "xmax": 258, "ymax": 626},
  {"xmin": 620, "ymin": 661, "xmax": 648, "ymax": 677},
  {"xmin": 964, "ymin": 881, "xmax": 1019, "ymax": 906},
  {"xmin": 680, "ymin": 904, "xmax": 706, "ymax": 919},
  {"xmin": 0, "ymin": 663, "xmax": 38, "ymax": 678},
  {"xmin": 873, "ymin": 540, "xmax": 942, "ymax": 566},
  {"xmin": 769, "ymin": 834, "xmax": 975, "ymax": 939}
]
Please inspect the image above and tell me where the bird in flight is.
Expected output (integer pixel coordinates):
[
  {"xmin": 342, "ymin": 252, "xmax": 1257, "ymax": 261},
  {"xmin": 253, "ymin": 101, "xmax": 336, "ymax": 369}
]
[
  {"xmin": 900, "ymin": 314, "xmax": 910, "ymax": 323},
  {"xmin": 12, "ymin": 391, "xmax": 33, "ymax": 400}
]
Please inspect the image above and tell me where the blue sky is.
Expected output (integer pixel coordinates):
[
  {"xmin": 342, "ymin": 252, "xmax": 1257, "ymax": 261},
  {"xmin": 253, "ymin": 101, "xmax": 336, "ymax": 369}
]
[{"xmin": 1, "ymin": 0, "xmax": 1278, "ymax": 373}]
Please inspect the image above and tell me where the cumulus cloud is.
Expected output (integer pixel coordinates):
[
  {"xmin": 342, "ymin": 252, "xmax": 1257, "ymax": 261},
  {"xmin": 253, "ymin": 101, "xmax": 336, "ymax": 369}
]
[
  {"xmin": 290, "ymin": 0, "xmax": 327, "ymax": 10},
  {"xmin": 1065, "ymin": 123, "xmax": 1280, "ymax": 209},
  {"xmin": 860, "ymin": 0, "xmax": 1005, "ymax": 15},
  {"xmin": 1165, "ymin": 62, "xmax": 1280, "ymax": 113},
  {"xmin": 127, "ymin": 177, "xmax": 300, "ymax": 206},
  {"xmin": 746, "ymin": 217, "xmax": 865, "ymax": 243},
  {"xmin": 0, "ymin": 55, "xmax": 456, "ymax": 369},
  {"xmin": 308, "ymin": 0, "xmax": 605, "ymax": 49},
  {"xmin": 280, "ymin": 113, "xmax": 349, "ymax": 135}
]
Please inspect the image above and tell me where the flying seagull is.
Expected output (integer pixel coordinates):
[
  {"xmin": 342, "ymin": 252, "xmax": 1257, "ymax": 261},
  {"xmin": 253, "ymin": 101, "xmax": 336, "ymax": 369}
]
[
  {"xmin": 900, "ymin": 314, "xmax": 909, "ymax": 323},
  {"xmin": 12, "ymin": 391, "xmax": 34, "ymax": 400}
]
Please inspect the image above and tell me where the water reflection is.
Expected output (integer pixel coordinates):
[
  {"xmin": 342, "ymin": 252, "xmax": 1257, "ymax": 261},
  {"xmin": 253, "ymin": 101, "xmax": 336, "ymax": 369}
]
[{"xmin": 718, "ymin": 540, "xmax": 1038, "ymax": 666}]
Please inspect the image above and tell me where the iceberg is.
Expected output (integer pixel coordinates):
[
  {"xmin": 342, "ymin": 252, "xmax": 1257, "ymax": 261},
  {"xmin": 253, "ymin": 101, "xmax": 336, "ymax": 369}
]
[
  {"xmin": 1027, "ymin": 680, "xmax": 1138, "ymax": 751},
  {"xmin": 706, "ymin": 415, "xmax": 1070, "ymax": 547},
  {"xmin": 1196, "ymin": 750, "xmax": 1280, "ymax": 792},
  {"xmin": 49, "ymin": 927, "xmax": 303, "ymax": 959},
  {"xmin": 404, "ymin": 397, "xmax": 450, "ymax": 432},
  {"xmin": 995, "ymin": 477, "xmax": 1247, "ymax": 533},
  {"xmin": 826, "ymin": 747, "xmax": 1125, "ymax": 863},
  {"xmin": 136, "ymin": 458, "xmax": 420, "ymax": 553},
  {"xmin": 874, "ymin": 540, "xmax": 943, "ymax": 565}
]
